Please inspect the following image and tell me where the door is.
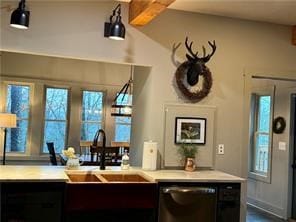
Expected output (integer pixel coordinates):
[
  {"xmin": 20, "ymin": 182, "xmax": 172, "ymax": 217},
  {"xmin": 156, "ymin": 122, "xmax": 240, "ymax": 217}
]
[{"xmin": 292, "ymin": 94, "xmax": 296, "ymax": 219}]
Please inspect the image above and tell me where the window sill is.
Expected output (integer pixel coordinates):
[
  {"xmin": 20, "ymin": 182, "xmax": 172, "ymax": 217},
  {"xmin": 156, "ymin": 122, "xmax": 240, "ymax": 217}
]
[
  {"xmin": 248, "ymin": 171, "xmax": 271, "ymax": 184},
  {"xmin": 1, "ymin": 155, "xmax": 53, "ymax": 162}
]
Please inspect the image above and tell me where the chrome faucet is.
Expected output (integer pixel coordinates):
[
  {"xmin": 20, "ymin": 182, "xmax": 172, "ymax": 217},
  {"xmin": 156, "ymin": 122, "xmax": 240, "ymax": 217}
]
[{"xmin": 98, "ymin": 129, "xmax": 106, "ymax": 170}]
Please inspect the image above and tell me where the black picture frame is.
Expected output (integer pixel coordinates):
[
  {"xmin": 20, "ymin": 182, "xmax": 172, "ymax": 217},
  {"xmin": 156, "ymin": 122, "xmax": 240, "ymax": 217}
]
[{"xmin": 174, "ymin": 117, "xmax": 206, "ymax": 144}]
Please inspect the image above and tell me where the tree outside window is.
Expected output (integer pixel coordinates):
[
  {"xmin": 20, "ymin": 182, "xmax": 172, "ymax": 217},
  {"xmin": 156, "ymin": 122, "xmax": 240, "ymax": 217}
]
[
  {"xmin": 80, "ymin": 90, "xmax": 103, "ymax": 141},
  {"xmin": 43, "ymin": 87, "xmax": 69, "ymax": 153},
  {"xmin": 114, "ymin": 94, "xmax": 132, "ymax": 142},
  {"xmin": 5, "ymin": 84, "xmax": 30, "ymax": 152}
]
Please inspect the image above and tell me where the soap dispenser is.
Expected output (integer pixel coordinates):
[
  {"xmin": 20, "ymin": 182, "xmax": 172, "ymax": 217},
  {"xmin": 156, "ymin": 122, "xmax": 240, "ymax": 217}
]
[{"xmin": 121, "ymin": 150, "xmax": 130, "ymax": 170}]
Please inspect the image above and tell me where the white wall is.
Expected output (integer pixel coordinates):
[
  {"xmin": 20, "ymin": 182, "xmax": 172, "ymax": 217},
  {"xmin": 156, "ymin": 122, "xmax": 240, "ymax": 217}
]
[{"xmin": 1, "ymin": 1, "xmax": 296, "ymax": 219}]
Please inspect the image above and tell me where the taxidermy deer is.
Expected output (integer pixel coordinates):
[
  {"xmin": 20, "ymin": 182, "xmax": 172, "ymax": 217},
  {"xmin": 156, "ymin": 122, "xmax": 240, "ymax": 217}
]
[{"xmin": 173, "ymin": 37, "xmax": 217, "ymax": 102}]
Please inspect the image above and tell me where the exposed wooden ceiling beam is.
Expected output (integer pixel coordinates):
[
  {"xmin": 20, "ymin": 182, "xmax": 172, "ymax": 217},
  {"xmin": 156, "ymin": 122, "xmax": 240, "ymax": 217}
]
[
  {"xmin": 292, "ymin": 26, "xmax": 296, "ymax": 46},
  {"xmin": 129, "ymin": 0, "xmax": 175, "ymax": 26}
]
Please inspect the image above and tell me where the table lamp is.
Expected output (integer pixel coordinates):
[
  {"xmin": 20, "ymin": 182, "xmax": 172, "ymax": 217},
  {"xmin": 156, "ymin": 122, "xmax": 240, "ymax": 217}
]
[{"xmin": 0, "ymin": 113, "xmax": 17, "ymax": 165}]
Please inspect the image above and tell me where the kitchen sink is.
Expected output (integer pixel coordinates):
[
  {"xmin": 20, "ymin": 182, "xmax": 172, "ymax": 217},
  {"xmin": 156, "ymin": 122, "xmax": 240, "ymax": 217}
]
[
  {"xmin": 65, "ymin": 172, "xmax": 157, "ymax": 211},
  {"xmin": 100, "ymin": 173, "xmax": 150, "ymax": 182},
  {"xmin": 67, "ymin": 173, "xmax": 102, "ymax": 183}
]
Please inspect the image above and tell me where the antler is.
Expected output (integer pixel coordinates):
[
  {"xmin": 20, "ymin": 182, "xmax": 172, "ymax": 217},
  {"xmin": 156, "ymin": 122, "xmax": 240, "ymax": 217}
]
[
  {"xmin": 185, "ymin": 37, "xmax": 217, "ymax": 63},
  {"xmin": 171, "ymin": 42, "xmax": 182, "ymax": 67},
  {"xmin": 202, "ymin": 40, "xmax": 216, "ymax": 63},
  {"xmin": 185, "ymin": 37, "xmax": 198, "ymax": 60}
]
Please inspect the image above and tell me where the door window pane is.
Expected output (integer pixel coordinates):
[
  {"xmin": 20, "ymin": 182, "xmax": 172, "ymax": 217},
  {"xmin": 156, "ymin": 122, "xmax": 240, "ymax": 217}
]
[
  {"xmin": 81, "ymin": 91, "xmax": 103, "ymax": 141},
  {"xmin": 43, "ymin": 87, "xmax": 69, "ymax": 153},
  {"xmin": 5, "ymin": 84, "xmax": 30, "ymax": 152}
]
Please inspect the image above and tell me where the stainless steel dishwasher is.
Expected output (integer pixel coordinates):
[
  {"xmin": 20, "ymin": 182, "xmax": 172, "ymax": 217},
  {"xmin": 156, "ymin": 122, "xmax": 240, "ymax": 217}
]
[{"xmin": 158, "ymin": 186, "xmax": 217, "ymax": 222}]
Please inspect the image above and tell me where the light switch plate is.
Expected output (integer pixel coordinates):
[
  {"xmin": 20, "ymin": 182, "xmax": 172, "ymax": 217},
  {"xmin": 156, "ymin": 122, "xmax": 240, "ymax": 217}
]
[
  {"xmin": 279, "ymin": 142, "xmax": 286, "ymax": 151},
  {"xmin": 218, "ymin": 144, "xmax": 224, "ymax": 155}
]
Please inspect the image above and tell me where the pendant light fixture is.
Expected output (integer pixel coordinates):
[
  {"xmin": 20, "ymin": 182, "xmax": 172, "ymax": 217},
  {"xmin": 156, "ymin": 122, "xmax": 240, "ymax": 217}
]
[
  {"xmin": 10, "ymin": 0, "xmax": 30, "ymax": 29},
  {"xmin": 111, "ymin": 66, "xmax": 133, "ymax": 117},
  {"xmin": 104, "ymin": 4, "xmax": 125, "ymax": 40}
]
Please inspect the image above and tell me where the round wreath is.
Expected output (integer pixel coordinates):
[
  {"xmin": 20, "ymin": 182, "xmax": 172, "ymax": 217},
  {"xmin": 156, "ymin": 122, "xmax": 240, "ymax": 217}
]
[
  {"xmin": 272, "ymin": 116, "xmax": 286, "ymax": 134},
  {"xmin": 175, "ymin": 61, "xmax": 213, "ymax": 102}
]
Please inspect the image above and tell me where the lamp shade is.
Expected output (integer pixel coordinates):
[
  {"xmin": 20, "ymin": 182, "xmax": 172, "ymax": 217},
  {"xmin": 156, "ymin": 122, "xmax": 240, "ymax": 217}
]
[
  {"xmin": 10, "ymin": 0, "xmax": 30, "ymax": 29},
  {"xmin": 0, "ymin": 113, "xmax": 17, "ymax": 128},
  {"xmin": 109, "ymin": 16, "xmax": 125, "ymax": 40}
]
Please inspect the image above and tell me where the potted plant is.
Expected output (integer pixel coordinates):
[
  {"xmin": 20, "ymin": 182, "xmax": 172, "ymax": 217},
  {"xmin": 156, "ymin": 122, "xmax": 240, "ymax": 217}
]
[
  {"xmin": 178, "ymin": 143, "xmax": 198, "ymax": 171},
  {"xmin": 177, "ymin": 127, "xmax": 199, "ymax": 171}
]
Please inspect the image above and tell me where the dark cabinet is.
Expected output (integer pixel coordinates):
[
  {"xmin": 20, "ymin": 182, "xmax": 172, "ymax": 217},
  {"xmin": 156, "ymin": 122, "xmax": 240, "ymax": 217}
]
[
  {"xmin": 1, "ymin": 182, "xmax": 65, "ymax": 222},
  {"xmin": 216, "ymin": 184, "xmax": 241, "ymax": 222},
  {"xmin": 64, "ymin": 183, "xmax": 158, "ymax": 222}
]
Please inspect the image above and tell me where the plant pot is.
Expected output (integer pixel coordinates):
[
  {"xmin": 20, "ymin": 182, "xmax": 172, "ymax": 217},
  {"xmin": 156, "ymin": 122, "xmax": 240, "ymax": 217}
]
[{"xmin": 184, "ymin": 157, "xmax": 196, "ymax": 171}]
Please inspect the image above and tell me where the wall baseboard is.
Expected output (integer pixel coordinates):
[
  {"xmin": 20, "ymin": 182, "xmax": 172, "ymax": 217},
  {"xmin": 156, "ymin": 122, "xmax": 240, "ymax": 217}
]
[{"xmin": 247, "ymin": 197, "xmax": 286, "ymax": 219}]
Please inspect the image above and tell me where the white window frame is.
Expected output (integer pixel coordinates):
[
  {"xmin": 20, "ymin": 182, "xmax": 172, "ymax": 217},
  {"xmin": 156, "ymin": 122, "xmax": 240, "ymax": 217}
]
[
  {"xmin": 0, "ymin": 81, "xmax": 34, "ymax": 157},
  {"xmin": 248, "ymin": 86, "xmax": 275, "ymax": 183},
  {"xmin": 80, "ymin": 89, "xmax": 105, "ymax": 141},
  {"xmin": 41, "ymin": 85, "xmax": 71, "ymax": 154}
]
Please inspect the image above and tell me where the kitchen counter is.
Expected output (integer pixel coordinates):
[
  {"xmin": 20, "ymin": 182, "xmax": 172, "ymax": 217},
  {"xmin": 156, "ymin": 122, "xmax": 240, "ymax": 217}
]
[{"xmin": 0, "ymin": 165, "xmax": 245, "ymax": 183}]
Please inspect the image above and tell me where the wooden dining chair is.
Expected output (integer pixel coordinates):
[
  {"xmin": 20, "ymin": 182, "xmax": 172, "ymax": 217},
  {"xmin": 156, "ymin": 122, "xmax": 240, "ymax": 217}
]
[
  {"xmin": 79, "ymin": 140, "xmax": 93, "ymax": 155},
  {"xmin": 46, "ymin": 142, "xmax": 57, "ymax": 166},
  {"xmin": 111, "ymin": 141, "xmax": 130, "ymax": 156}
]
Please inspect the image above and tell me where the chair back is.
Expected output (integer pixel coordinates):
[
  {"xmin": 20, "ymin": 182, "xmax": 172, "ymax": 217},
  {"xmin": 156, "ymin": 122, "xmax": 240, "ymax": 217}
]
[
  {"xmin": 47, "ymin": 142, "xmax": 57, "ymax": 165},
  {"xmin": 79, "ymin": 140, "xmax": 93, "ymax": 155}
]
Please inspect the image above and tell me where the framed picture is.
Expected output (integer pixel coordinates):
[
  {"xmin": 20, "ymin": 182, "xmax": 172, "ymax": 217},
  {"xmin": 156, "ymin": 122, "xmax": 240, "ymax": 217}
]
[{"xmin": 175, "ymin": 117, "xmax": 206, "ymax": 144}]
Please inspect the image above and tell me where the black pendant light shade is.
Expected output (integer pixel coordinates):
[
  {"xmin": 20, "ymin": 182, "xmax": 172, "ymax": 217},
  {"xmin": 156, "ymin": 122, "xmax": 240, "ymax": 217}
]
[
  {"xmin": 104, "ymin": 4, "xmax": 125, "ymax": 40},
  {"xmin": 109, "ymin": 16, "xmax": 125, "ymax": 40},
  {"xmin": 10, "ymin": 0, "xmax": 30, "ymax": 29}
]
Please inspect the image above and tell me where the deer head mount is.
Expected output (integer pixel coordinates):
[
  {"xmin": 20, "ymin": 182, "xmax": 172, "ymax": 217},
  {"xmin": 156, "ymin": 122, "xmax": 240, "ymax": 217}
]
[{"xmin": 173, "ymin": 37, "xmax": 217, "ymax": 102}]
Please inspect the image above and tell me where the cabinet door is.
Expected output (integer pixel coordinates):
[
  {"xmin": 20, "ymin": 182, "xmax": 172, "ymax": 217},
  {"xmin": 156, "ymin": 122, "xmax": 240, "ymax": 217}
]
[{"xmin": 1, "ymin": 182, "xmax": 65, "ymax": 222}]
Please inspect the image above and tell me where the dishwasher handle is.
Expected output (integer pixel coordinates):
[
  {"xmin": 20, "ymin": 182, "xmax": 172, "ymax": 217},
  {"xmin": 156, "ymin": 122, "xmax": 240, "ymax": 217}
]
[{"xmin": 162, "ymin": 186, "xmax": 216, "ymax": 194}]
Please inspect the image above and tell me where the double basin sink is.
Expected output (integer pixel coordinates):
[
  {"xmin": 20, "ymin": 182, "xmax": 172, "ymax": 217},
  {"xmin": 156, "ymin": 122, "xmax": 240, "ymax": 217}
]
[
  {"xmin": 65, "ymin": 171, "xmax": 157, "ymax": 211},
  {"xmin": 66, "ymin": 171, "xmax": 152, "ymax": 183}
]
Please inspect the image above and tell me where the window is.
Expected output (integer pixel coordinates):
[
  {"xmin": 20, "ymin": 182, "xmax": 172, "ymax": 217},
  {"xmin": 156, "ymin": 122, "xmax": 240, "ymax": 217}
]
[
  {"xmin": 253, "ymin": 95, "xmax": 271, "ymax": 173},
  {"xmin": 80, "ymin": 90, "xmax": 104, "ymax": 141},
  {"xmin": 114, "ymin": 94, "xmax": 132, "ymax": 142},
  {"xmin": 5, "ymin": 84, "xmax": 31, "ymax": 153},
  {"xmin": 249, "ymin": 89, "xmax": 274, "ymax": 182},
  {"xmin": 43, "ymin": 87, "xmax": 69, "ymax": 153}
]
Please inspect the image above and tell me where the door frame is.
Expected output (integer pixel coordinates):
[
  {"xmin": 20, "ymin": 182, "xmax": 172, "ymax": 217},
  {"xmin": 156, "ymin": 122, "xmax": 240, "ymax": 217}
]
[{"xmin": 290, "ymin": 94, "xmax": 296, "ymax": 219}]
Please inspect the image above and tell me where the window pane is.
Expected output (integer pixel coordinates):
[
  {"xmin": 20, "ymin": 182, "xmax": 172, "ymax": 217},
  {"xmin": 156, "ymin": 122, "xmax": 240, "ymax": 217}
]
[
  {"xmin": 6, "ymin": 120, "xmax": 28, "ymax": 152},
  {"xmin": 82, "ymin": 91, "xmax": 103, "ymax": 122},
  {"xmin": 116, "ymin": 94, "xmax": 132, "ymax": 105},
  {"xmin": 43, "ymin": 87, "xmax": 69, "ymax": 153},
  {"xmin": 81, "ymin": 123, "xmax": 101, "ymax": 141},
  {"xmin": 43, "ymin": 121, "xmax": 67, "ymax": 153},
  {"xmin": 81, "ymin": 91, "xmax": 103, "ymax": 141},
  {"xmin": 255, "ymin": 134, "xmax": 269, "ymax": 173},
  {"xmin": 5, "ymin": 84, "xmax": 30, "ymax": 153},
  {"xmin": 258, "ymin": 96, "xmax": 271, "ymax": 132},
  {"xmin": 114, "ymin": 94, "xmax": 132, "ymax": 142},
  {"xmin": 45, "ymin": 88, "xmax": 68, "ymax": 120},
  {"xmin": 115, "ymin": 124, "xmax": 131, "ymax": 142},
  {"xmin": 115, "ymin": 116, "xmax": 131, "ymax": 124},
  {"xmin": 6, "ymin": 85, "xmax": 30, "ymax": 119}
]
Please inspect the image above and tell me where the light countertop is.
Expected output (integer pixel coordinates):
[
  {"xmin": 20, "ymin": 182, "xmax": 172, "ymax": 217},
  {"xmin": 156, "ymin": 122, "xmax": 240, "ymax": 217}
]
[{"xmin": 0, "ymin": 165, "xmax": 245, "ymax": 183}]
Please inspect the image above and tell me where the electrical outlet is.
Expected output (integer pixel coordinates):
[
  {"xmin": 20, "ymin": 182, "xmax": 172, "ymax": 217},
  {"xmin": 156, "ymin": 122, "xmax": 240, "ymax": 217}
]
[{"xmin": 218, "ymin": 144, "xmax": 224, "ymax": 155}]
